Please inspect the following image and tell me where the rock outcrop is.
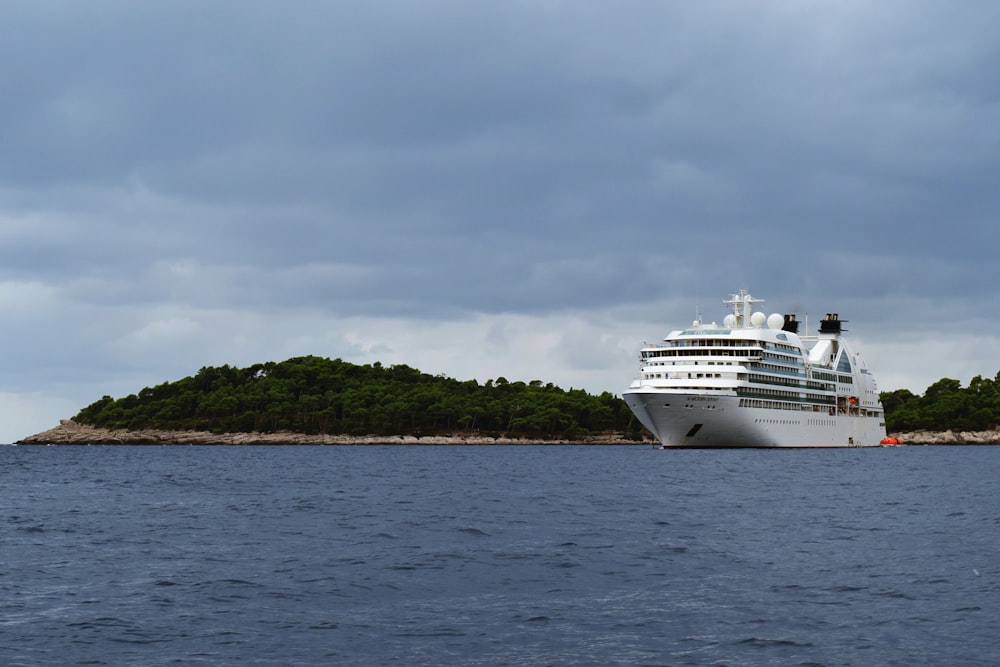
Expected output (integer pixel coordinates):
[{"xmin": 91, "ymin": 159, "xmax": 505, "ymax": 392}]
[
  {"xmin": 16, "ymin": 420, "xmax": 643, "ymax": 446},
  {"xmin": 893, "ymin": 429, "xmax": 1000, "ymax": 445}
]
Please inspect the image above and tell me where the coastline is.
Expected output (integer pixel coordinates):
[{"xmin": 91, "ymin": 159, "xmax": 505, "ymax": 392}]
[
  {"xmin": 893, "ymin": 429, "xmax": 1000, "ymax": 445},
  {"xmin": 15, "ymin": 420, "xmax": 646, "ymax": 446},
  {"xmin": 14, "ymin": 420, "xmax": 1000, "ymax": 446}
]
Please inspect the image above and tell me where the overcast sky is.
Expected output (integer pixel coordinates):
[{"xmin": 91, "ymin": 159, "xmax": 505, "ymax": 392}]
[{"xmin": 2, "ymin": 1, "xmax": 999, "ymax": 442}]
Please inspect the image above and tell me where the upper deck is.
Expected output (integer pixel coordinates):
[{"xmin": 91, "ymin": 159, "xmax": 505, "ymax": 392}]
[{"xmin": 628, "ymin": 290, "xmax": 883, "ymax": 417}]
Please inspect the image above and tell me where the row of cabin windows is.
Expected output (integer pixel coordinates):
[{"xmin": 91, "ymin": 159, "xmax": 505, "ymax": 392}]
[
  {"xmin": 739, "ymin": 399, "xmax": 879, "ymax": 415},
  {"xmin": 739, "ymin": 399, "xmax": 803, "ymax": 411},
  {"xmin": 644, "ymin": 360, "xmax": 812, "ymax": 384},
  {"xmin": 644, "ymin": 349, "xmax": 760, "ymax": 359},
  {"xmin": 660, "ymin": 339, "xmax": 803, "ymax": 355},
  {"xmin": 642, "ymin": 376, "xmax": 834, "ymax": 406},
  {"xmin": 642, "ymin": 368, "xmax": 842, "ymax": 394},
  {"xmin": 644, "ymin": 349, "xmax": 807, "ymax": 369},
  {"xmin": 644, "ymin": 361, "xmax": 740, "ymax": 369},
  {"xmin": 662, "ymin": 339, "xmax": 759, "ymax": 348}
]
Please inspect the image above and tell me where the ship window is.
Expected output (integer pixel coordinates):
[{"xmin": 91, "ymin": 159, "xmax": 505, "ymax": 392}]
[{"xmin": 837, "ymin": 354, "xmax": 853, "ymax": 373}]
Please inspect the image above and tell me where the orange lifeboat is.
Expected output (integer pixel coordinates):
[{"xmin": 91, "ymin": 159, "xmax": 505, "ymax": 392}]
[{"xmin": 880, "ymin": 437, "xmax": 902, "ymax": 446}]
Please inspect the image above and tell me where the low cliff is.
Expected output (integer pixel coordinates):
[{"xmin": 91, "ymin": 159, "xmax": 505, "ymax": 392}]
[{"xmin": 16, "ymin": 420, "xmax": 643, "ymax": 446}]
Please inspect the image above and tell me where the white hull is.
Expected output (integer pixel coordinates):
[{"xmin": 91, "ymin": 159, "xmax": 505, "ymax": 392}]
[{"xmin": 624, "ymin": 391, "xmax": 885, "ymax": 448}]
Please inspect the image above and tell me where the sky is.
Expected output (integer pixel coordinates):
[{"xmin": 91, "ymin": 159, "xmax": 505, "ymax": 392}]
[{"xmin": 2, "ymin": 0, "xmax": 999, "ymax": 442}]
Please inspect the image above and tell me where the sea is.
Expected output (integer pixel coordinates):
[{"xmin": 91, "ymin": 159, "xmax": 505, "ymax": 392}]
[{"xmin": 2, "ymin": 444, "xmax": 998, "ymax": 667}]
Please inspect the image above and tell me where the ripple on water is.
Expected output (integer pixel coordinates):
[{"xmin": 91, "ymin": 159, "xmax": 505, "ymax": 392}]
[{"xmin": 2, "ymin": 445, "xmax": 999, "ymax": 666}]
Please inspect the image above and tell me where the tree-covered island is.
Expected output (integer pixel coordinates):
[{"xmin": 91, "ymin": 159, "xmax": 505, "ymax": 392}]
[
  {"xmin": 68, "ymin": 355, "xmax": 645, "ymax": 442},
  {"xmin": 18, "ymin": 356, "xmax": 1000, "ymax": 445}
]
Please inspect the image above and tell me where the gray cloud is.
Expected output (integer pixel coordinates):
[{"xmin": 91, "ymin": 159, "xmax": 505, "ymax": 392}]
[{"xmin": 1, "ymin": 0, "xmax": 999, "ymax": 440}]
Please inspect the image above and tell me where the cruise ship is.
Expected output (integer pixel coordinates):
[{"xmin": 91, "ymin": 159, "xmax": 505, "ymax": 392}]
[{"xmin": 623, "ymin": 290, "xmax": 887, "ymax": 448}]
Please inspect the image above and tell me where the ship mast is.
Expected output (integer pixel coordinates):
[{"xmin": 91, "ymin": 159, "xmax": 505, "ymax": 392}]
[{"xmin": 724, "ymin": 289, "xmax": 764, "ymax": 328}]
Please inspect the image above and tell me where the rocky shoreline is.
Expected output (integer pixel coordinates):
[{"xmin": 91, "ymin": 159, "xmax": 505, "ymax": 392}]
[
  {"xmin": 14, "ymin": 420, "xmax": 1000, "ymax": 446},
  {"xmin": 15, "ymin": 420, "xmax": 646, "ymax": 446},
  {"xmin": 893, "ymin": 430, "xmax": 1000, "ymax": 445}
]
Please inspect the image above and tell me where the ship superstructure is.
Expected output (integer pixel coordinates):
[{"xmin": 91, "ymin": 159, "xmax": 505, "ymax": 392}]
[{"xmin": 623, "ymin": 290, "xmax": 886, "ymax": 447}]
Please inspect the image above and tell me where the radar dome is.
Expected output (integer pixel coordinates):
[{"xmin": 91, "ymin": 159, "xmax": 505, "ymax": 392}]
[
  {"xmin": 723, "ymin": 314, "xmax": 737, "ymax": 328},
  {"xmin": 750, "ymin": 311, "xmax": 766, "ymax": 328},
  {"xmin": 767, "ymin": 313, "xmax": 784, "ymax": 330}
]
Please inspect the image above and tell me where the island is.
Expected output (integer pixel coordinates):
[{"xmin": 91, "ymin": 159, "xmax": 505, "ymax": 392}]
[
  {"xmin": 16, "ymin": 357, "xmax": 1000, "ymax": 446},
  {"xmin": 17, "ymin": 356, "xmax": 648, "ymax": 445}
]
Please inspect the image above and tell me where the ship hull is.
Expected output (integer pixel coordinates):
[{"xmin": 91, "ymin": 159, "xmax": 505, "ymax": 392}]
[{"xmin": 624, "ymin": 391, "xmax": 886, "ymax": 448}]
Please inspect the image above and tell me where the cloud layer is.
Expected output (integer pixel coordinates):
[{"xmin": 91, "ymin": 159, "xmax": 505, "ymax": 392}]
[{"xmin": 2, "ymin": 1, "xmax": 998, "ymax": 441}]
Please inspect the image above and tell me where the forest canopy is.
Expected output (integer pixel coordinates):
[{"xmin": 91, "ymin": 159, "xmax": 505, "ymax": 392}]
[
  {"xmin": 880, "ymin": 373, "xmax": 1000, "ymax": 432},
  {"xmin": 73, "ymin": 356, "xmax": 645, "ymax": 440}
]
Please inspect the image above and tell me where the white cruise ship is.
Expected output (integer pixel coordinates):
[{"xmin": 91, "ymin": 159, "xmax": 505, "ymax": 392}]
[{"xmin": 623, "ymin": 290, "xmax": 887, "ymax": 448}]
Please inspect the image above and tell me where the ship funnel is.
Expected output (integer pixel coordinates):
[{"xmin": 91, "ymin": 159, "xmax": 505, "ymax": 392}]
[
  {"xmin": 782, "ymin": 314, "xmax": 800, "ymax": 334},
  {"xmin": 819, "ymin": 313, "xmax": 847, "ymax": 334}
]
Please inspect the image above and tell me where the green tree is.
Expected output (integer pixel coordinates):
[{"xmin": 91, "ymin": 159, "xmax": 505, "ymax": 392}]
[{"xmin": 72, "ymin": 356, "xmax": 643, "ymax": 438}]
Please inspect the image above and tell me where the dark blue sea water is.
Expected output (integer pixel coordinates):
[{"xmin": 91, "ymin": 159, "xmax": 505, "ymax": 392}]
[{"xmin": 2, "ymin": 445, "xmax": 998, "ymax": 666}]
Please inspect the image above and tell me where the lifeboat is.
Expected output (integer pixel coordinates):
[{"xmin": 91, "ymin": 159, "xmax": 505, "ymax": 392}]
[{"xmin": 880, "ymin": 437, "xmax": 902, "ymax": 446}]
